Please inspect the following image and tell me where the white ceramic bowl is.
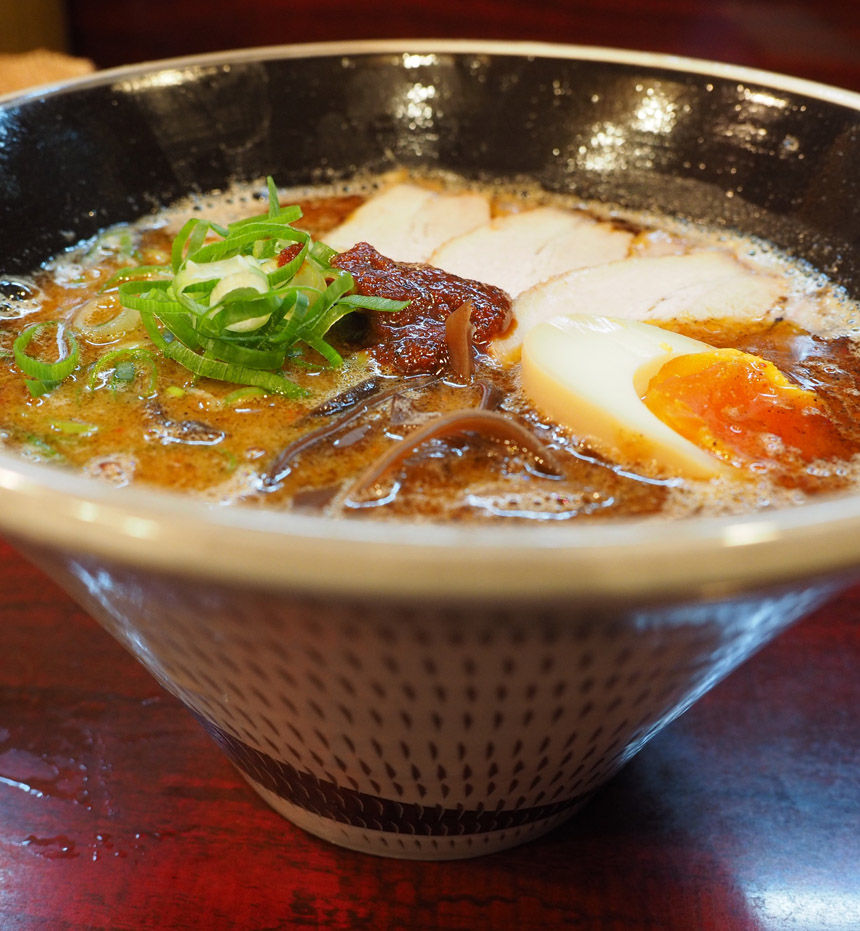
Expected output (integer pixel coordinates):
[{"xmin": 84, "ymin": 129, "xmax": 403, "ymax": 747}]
[{"xmin": 1, "ymin": 40, "xmax": 859, "ymax": 858}]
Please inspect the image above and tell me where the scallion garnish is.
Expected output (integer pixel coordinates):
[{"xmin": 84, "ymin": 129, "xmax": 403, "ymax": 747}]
[
  {"xmin": 88, "ymin": 346, "xmax": 158, "ymax": 397},
  {"xmin": 108, "ymin": 177, "xmax": 409, "ymax": 397},
  {"xmin": 222, "ymin": 385, "xmax": 267, "ymax": 406},
  {"xmin": 50, "ymin": 420, "xmax": 99, "ymax": 437},
  {"xmin": 13, "ymin": 322, "xmax": 80, "ymax": 396}
]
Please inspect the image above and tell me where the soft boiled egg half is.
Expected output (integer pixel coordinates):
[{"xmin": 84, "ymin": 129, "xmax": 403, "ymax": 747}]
[{"xmin": 520, "ymin": 315, "xmax": 849, "ymax": 480}]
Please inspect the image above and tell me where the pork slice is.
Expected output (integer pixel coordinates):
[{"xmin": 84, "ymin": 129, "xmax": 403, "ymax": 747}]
[
  {"xmin": 323, "ymin": 183, "xmax": 491, "ymax": 262},
  {"xmin": 429, "ymin": 207, "xmax": 633, "ymax": 297},
  {"xmin": 492, "ymin": 251, "xmax": 788, "ymax": 362}
]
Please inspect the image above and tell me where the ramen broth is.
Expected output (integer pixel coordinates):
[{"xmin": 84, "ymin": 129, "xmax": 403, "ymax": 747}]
[{"xmin": 2, "ymin": 175, "xmax": 860, "ymax": 523}]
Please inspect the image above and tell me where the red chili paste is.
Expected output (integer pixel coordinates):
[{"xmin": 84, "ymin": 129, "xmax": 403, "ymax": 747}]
[{"xmin": 331, "ymin": 242, "xmax": 513, "ymax": 375}]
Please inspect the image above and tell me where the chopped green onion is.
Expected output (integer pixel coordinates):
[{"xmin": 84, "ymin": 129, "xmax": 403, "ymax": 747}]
[
  {"xmin": 102, "ymin": 263, "xmax": 172, "ymax": 290},
  {"xmin": 114, "ymin": 360, "xmax": 136, "ymax": 381},
  {"xmin": 222, "ymin": 386, "xmax": 267, "ymax": 406},
  {"xmin": 161, "ymin": 338, "xmax": 303, "ymax": 398},
  {"xmin": 20, "ymin": 432, "xmax": 62, "ymax": 460},
  {"xmin": 50, "ymin": 419, "xmax": 98, "ymax": 437},
  {"xmin": 88, "ymin": 346, "xmax": 158, "ymax": 397},
  {"xmin": 110, "ymin": 176, "xmax": 409, "ymax": 396},
  {"xmin": 13, "ymin": 322, "xmax": 80, "ymax": 395},
  {"xmin": 73, "ymin": 294, "xmax": 141, "ymax": 340}
]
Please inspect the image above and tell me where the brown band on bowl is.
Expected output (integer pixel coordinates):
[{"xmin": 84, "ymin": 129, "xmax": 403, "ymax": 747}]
[{"xmin": 198, "ymin": 716, "xmax": 592, "ymax": 836}]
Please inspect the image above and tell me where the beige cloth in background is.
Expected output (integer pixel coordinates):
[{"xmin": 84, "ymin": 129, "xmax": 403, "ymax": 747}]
[{"xmin": 0, "ymin": 48, "xmax": 93, "ymax": 94}]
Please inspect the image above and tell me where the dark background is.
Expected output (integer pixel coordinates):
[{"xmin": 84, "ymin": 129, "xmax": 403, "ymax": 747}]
[{"xmin": 64, "ymin": 0, "xmax": 859, "ymax": 91}]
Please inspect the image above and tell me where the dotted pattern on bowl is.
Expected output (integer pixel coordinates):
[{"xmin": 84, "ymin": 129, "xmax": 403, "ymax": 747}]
[{"xmin": 49, "ymin": 552, "xmax": 829, "ymax": 858}]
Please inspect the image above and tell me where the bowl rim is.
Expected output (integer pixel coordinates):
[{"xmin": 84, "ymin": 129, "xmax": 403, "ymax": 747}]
[
  {"xmin": 2, "ymin": 38, "xmax": 860, "ymax": 107},
  {"xmin": 2, "ymin": 38, "xmax": 860, "ymax": 604}
]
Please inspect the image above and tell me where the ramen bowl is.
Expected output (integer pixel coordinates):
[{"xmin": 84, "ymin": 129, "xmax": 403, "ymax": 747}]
[{"xmin": 1, "ymin": 41, "xmax": 859, "ymax": 859}]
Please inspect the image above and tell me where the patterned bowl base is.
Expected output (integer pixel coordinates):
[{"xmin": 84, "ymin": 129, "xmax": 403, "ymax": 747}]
[
  {"xmin": 247, "ymin": 777, "xmax": 589, "ymax": 859},
  {"xmin": 41, "ymin": 551, "xmax": 837, "ymax": 859},
  {"xmin": 202, "ymin": 715, "xmax": 592, "ymax": 858}
]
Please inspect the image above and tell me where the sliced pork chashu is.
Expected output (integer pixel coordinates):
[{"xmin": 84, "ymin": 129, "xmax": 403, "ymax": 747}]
[
  {"xmin": 492, "ymin": 251, "xmax": 789, "ymax": 362},
  {"xmin": 429, "ymin": 206, "xmax": 633, "ymax": 297},
  {"xmin": 324, "ymin": 183, "xmax": 491, "ymax": 262}
]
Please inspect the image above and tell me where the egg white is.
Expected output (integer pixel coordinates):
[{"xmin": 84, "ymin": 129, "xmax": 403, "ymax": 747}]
[{"xmin": 520, "ymin": 315, "xmax": 733, "ymax": 479}]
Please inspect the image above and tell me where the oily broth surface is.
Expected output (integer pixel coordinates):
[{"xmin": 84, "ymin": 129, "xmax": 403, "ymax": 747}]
[{"xmin": 2, "ymin": 175, "xmax": 860, "ymax": 523}]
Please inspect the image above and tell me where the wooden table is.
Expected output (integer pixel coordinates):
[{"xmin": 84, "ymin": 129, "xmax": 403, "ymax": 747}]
[{"xmin": 3, "ymin": 4, "xmax": 860, "ymax": 927}]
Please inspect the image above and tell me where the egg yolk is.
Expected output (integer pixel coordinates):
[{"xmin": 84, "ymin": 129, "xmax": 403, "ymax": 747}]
[{"xmin": 642, "ymin": 348, "xmax": 853, "ymax": 475}]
